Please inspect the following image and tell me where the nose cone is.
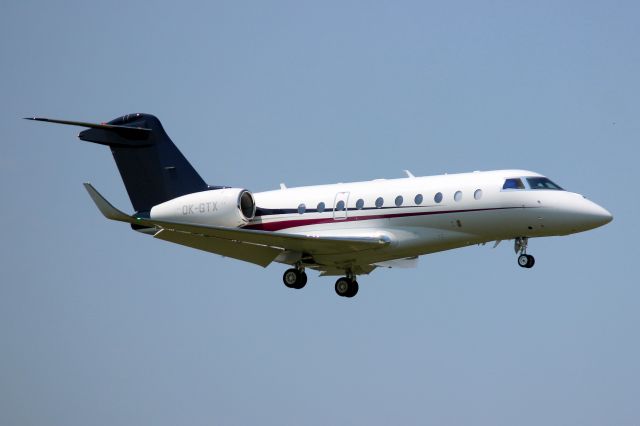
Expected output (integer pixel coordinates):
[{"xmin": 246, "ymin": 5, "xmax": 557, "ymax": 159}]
[
  {"xmin": 537, "ymin": 193, "xmax": 613, "ymax": 236},
  {"xmin": 576, "ymin": 199, "xmax": 613, "ymax": 230}
]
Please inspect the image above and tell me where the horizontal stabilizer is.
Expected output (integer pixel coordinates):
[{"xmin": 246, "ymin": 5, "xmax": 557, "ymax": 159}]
[{"xmin": 24, "ymin": 117, "xmax": 151, "ymax": 143}]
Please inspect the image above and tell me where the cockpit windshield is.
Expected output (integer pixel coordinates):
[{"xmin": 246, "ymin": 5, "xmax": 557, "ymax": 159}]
[
  {"xmin": 526, "ymin": 177, "xmax": 563, "ymax": 190},
  {"xmin": 503, "ymin": 178, "xmax": 525, "ymax": 190},
  {"xmin": 503, "ymin": 176, "xmax": 565, "ymax": 191}
]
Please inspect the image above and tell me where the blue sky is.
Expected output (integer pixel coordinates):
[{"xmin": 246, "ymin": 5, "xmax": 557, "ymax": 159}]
[{"xmin": 1, "ymin": 1, "xmax": 639, "ymax": 425}]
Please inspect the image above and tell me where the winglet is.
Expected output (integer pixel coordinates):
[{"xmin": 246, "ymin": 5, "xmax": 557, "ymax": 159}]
[{"xmin": 83, "ymin": 183, "xmax": 134, "ymax": 223}]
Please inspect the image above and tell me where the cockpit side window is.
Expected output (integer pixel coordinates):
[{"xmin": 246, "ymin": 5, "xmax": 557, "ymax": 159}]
[
  {"xmin": 526, "ymin": 177, "xmax": 564, "ymax": 190},
  {"xmin": 503, "ymin": 178, "xmax": 525, "ymax": 190}
]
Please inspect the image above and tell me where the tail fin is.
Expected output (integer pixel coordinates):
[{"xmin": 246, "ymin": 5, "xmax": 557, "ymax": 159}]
[{"xmin": 27, "ymin": 113, "xmax": 208, "ymax": 213}]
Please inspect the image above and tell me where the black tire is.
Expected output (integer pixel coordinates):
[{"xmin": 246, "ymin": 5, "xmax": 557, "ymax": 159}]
[
  {"xmin": 517, "ymin": 254, "xmax": 529, "ymax": 268},
  {"xmin": 335, "ymin": 277, "xmax": 351, "ymax": 296},
  {"xmin": 525, "ymin": 255, "xmax": 535, "ymax": 268},
  {"xmin": 296, "ymin": 272, "xmax": 308, "ymax": 289},
  {"xmin": 345, "ymin": 280, "xmax": 359, "ymax": 298},
  {"xmin": 283, "ymin": 268, "xmax": 301, "ymax": 288}
]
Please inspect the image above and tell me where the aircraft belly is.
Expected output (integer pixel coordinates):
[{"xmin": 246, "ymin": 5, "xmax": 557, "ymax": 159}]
[
  {"xmin": 269, "ymin": 217, "xmax": 389, "ymax": 233},
  {"xmin": 308, "ymin": 226, "xmax": 479, "ymax": 269}
]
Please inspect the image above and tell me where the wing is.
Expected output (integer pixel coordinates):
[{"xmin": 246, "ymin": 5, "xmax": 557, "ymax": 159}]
[
  {"xmin": 83, "ymin": 183, "xmax": 390, "ymax": 267},
  {"xmin": 153, "ymin": 228, "xmax": 283, "ymax": 267}
]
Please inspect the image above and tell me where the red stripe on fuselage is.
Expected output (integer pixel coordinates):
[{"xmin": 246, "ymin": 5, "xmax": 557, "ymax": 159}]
[{"xmin": 244, "ymin": 207, "xmax": 521, "ymax": 231}]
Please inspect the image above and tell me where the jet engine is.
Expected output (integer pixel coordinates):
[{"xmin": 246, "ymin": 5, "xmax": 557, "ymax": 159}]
[{"xmin": 149, "ymin": 188, "xmax": 256, "ymax": 228}]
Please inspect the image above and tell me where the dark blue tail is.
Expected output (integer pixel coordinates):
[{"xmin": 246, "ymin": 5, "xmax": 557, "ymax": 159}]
[
  {"xmin": 73, "ymin": 113, "xmax": 208, "ymax": 213},
  {"xmin": 27, "ymin": 113, "xmax": 210, "ymax": 213}
]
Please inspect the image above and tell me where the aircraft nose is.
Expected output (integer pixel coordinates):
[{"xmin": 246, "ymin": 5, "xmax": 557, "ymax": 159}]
[{"xmin": 578, "ymin": 199, "xmax": 613, "ymax": 229}]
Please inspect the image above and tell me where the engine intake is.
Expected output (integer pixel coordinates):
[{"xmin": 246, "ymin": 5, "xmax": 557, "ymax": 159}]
[{"xmin": 238, "ymin": 190, "xmax": 255, "ymax": 220}]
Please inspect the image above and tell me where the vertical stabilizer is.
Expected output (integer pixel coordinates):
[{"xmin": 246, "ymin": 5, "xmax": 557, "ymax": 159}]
[{"xmin": 28, "ymin": 113, "xmax": 209, "ymax": 213}]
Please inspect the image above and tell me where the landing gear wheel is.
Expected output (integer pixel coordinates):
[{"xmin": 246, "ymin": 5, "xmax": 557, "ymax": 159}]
[
  {"xmin": 335, "ymin": 278, "xmax": 358, "ymax": 298},
  {"xmin": 517, "ymin": 254, "xmax": 535, "ymax": 268},
  {"xmin": 525, "ymin": 254, "xmax": 535, "ymax": 268},
  {"xmin": 346, "ymin": 280, "xmax": 359, "ymax": 298},
  {"xmin": 283, "ymin": 268, "xmax": 307, "ymax": 289},
  {"xmin": 296, "ymin": 272, "xmax": 308, "ymax": 288},
  {"xmin": 517, "ymin": 254, "xmax": 529, "ymax": 267},
  {"xmin": 335, "ymin": 278, "xmax": 350, "ymax": 296}
]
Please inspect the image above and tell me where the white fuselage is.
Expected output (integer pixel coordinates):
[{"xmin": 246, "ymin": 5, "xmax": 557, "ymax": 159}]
[{"xmin": 243, "ymin": 169, "xmax": 611, "ymax": 271}]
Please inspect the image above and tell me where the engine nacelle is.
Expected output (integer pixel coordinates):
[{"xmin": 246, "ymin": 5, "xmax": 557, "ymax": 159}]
[{"xmin": 149, "ymin": 188, "xmax": 256, "ymax": 227}]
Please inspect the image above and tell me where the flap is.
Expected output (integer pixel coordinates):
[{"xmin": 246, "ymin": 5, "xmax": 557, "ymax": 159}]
[
  {"xmin": 154, "ymin": 229, "xmax": 282, "ymax": 267},
  {"xmin": 139, "ymin": 218, "xmax": 390, "ymax": 255}
]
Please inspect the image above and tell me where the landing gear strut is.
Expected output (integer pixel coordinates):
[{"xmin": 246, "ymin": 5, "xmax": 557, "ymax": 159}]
[
  {"xmin": 515, "ymin": 237, "xmax": 535, "ymax": 268},
  {"xmin": 335, "ymin": 272, "xmax": 359, "ymax": 298},
  {"xmin": 282, "ymin": 267, "xmax": 307, "ymax": 289}
]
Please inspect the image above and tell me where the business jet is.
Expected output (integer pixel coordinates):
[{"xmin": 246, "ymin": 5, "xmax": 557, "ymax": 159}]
[{"xmin": 27, "ymin": 113, "xmax": 612, "ymax": 297}]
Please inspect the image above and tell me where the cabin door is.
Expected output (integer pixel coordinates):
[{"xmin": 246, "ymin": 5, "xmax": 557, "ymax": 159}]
[{"xmin": 333, "ymin": 192, "xmax": 349, "ymax": 220}]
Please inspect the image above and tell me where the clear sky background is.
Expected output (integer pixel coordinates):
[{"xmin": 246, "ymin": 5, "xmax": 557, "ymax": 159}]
[{"xmin": 1, "ymin": 1, "xmax": 638, "ymax": 425}]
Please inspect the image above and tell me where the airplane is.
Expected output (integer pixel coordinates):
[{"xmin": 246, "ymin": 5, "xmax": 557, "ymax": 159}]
[{"xmin": 27, "ymin": 113, "xmax": 613, "ymax": 298}]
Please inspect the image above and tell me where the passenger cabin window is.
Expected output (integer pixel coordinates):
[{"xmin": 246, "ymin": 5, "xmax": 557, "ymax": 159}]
[
  {"xmin": 527, "ymin": 177, "xmax": 564, "ymax": 190},
  {"xmin": 395, "ymin": 195, "xmax": 403, "ymax": 207},
  {"xmin": 375, "ymin": 197, "xmax": 384, "ymax": 208},
  {"xmin": 298, "ymin": 203, "xmax": 306, "ymax": 214},
  {"xmin": 356, "ymin": 199, "xmax": 365, "ymax": 210},
  {"xmin": 503, "ymin": 178, "xmax": 525, "ymax": 190},
  {"xmin": 317, "ymin": 202, "xmax": 325, "ymax": 212},
  {"xmin": 336, "ymin": 200, "xmax": 345, "ymax": 211}
]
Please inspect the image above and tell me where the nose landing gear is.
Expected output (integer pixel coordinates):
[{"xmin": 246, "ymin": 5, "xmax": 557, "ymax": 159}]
[{"xmin": 515, "ymin": 237, "xmax": 535, "ymax": 268}]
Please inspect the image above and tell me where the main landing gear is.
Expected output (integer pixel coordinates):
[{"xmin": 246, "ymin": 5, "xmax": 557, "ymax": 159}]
[
  {"xmin": 334, "ymin": 274, "xmax": 359, "ymax": 298},
  {"xmin": 515, "ymin": 237, "xmax": 535, "ymax": 269},
  {"xmin": 282, "ymin": 267, "xmax": 307, "ymax": 289},
  {"xmin": 282, "ymin": 266, "xmax": 360, "ymax": 298}
]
